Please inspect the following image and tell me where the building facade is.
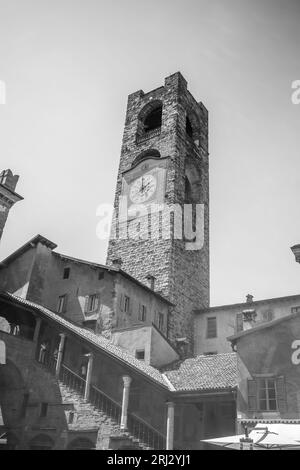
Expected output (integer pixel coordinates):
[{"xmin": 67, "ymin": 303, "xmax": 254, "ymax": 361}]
[
  {"xmin": 228, "ymin": 312, "xmax": 300, "ymax": 431},
  {"xmin": 194, "ymin": 294, "xmax": 300, "ymax": 356},
  {"xmin": 0, "ymin": 292, "xmax": 237, "ymax": 450}
]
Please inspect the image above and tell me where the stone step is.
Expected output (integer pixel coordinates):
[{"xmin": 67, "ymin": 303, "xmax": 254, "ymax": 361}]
[{"xmin": 58, "ymin": 380, "xmax": 150, "ymax": 450}]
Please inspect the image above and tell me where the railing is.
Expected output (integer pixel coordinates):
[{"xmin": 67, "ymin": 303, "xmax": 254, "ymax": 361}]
[
  {"xmin": 37, "ymin": 350, "xmax": 57, "ymax": 374},
  {"xmin": 136, "ymin": 127, "xmax": 161, "ymax": 143},
  {"xmin": 90, "ymin": 385, "xmax": 165, "ymax": 449},
  {"xmin": 43, "ymin": 351, "xmax": 57, "ymax": 374},
  {"xmin": 40, "ymin": 357, "xmax": 166, "ymax": 449},
  {"xmin": 59, "ymin": 364, "xmax": 86, "ymax": 396},
  {"xmin": 90, "ymin": 385, "xmax": 122, "ymax": 424},
  {"xmin": 127, "ymin": 412, "xmax": 166, "ymax": 450}
]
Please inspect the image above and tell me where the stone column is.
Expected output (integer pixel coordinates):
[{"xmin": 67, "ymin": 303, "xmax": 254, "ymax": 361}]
[
  {"xmin": 166, "ymin": 401, "xmax": 175, "ymax": 450},
  {"xmin": 84, "ymin": 353, "xmax": 94, "ymax": 401},
  {"xmin": 33, "ymin": 317, "xmax": 42, "ymax": 343},
  {"xmin": 55, "ymin": 333, "xmax": 66, "ymax": 377},
  {"xmin": 33, "ymin": 317, "xmax": 42, "ymax": 360},
  {"xmin": 120, "ymin": 375, "xmax": 132, "ymax": 430}
]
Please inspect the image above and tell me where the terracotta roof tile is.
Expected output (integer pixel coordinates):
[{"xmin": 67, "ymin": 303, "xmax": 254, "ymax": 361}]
[
  {"xmin": 164, "ymin": 353, "xmax": 238, "ymax": 392},
  {"xmin": 2, "ymin": 293, "xmax": 168, "ymax": 388}
]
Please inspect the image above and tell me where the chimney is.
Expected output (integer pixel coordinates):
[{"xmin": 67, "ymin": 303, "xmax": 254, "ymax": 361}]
[
  {"xmin": 146, "ymin": 274, "xmax": 156, "ymax": 290},
  {"xmin": 246, "ymin": 294, "xmax": 254, "ymax": 304}
]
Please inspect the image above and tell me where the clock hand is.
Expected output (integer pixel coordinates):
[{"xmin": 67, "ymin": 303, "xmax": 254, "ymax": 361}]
[{"xmin": 139, "ymin": 177, "xmax": 144, "ymax": 193}]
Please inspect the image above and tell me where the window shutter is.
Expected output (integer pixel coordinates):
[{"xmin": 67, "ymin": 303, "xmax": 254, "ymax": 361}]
[
  {"xmin": 94, "ymin": 293, "xmax": 100, "ymax": 312},
  {"xmin": 119, "ymin": 294, "xmax": 124, "ymax": 311},
  {"xmin": 247, "ymin": 379, "xmax": 257, "ymax": 411},
  {"xmin": 236, "ymin": 313, "xmax": 243, "ymax": 333},
  {"xmin": 138, "ymin": 304, "xmax": 142, "ymax": 321},
  {"xmin": 84, "ymin": 295, "xmax": 89, "ymax": 313},
  {"xmin": 276, "ymin": 376, "xmax": 287, "ymax": 413}
]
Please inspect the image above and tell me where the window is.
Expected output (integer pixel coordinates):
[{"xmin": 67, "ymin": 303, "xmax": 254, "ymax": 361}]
[
  {"xmin": 206, "ymin": 317, "xmax": 217, "ymax": 338},
  {"xmin": 261, "ymin": 310, "xmax": 274, "ymax": 322},
  {"xmin": 138, "ymin": 304, "xmax": 147, "ymax": 322},
  {"xmin": 98, "ymin": 271, "xmax": 104, "ymax": 280},
  {"xmin": 57, "ymin": 295, "xmax": 68, "ymax": 314},
  {"xmin": 124, "ymin": 295, "xmax": 130, "ymax": 314},
  {"xmin": 291, "ymin": 306, "xmax": 300, "ymax": 314},
  {"xmin": 135, "ymin": 349, "xmax": 145, "ymax": 361},
  {"xmin": 40, "ymin": 403, "xmax": 48, "ymax": 418},
  {"xmin": 88, "ymin": 295, "xmax": 98, "ymax": 312},
  {"xmin": 236, "ymin": 313, "xmax": 243, "ymax": 333},
  {"xmin": 257, "ymin": 378, "xmax": 277, "ymax": 411},
  {"xmin": 84, "ymin": 294, "xmax": 100, "ymax": 313},
  {"xmin": 248, "ymin": 376, "xmax": 286, "ymax": 412},
  {"xmin": 63, "ymin": 267, "xmax": 70, "ymax": 279},
  {"xmin": 158, "ymin": 312, "xmax": 164, "ymax": 330}
]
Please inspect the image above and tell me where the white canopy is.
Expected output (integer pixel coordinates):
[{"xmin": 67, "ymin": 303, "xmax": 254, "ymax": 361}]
[{"xmin": 202, "ymin": 423, "xmax": 300, "ymax": 450}]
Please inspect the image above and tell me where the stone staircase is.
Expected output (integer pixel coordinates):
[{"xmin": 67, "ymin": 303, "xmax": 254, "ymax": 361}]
[{"xmin": 59, "ymin": 381, "xmax": 152, "ymax": 450}]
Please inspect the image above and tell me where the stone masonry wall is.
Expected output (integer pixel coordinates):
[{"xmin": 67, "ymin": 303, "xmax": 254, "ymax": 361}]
[{"xmin": 106, "ymin": 72, "xmax": 209, "ymax": 353}]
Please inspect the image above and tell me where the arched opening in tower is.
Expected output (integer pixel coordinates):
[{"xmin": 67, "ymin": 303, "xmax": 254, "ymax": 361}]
[{"xmin": 143, "ymin": 105, "xmax": 162, "ymax": 132}]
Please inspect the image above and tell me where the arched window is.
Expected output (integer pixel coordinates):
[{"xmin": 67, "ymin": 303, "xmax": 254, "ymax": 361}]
[
  {"xmin": 185, "ymin": 110, "xmax": 200, "ymax": 145},
  {"xmin": 137, "ymin": 101, "xmax": 163, "ymax": 140},
  {"xmin": 144, "ymin": 106, "xmax": 162, "ymax": 132}
]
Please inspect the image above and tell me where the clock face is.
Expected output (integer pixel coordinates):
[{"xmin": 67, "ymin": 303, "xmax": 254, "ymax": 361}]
[{"xmin": 129, "ymin": 174, "xmax": 157, "ymax": 204}]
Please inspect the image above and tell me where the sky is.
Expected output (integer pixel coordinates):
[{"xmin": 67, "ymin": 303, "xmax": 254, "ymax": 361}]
[{"xmin": 0, "ymin": 0, "xmax": 300, "ymax": 306}]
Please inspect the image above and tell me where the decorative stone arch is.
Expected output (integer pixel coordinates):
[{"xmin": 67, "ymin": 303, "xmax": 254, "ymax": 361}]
[
  {"xmin": 29, "ymin": 433, "xmax": 54, "ymax": 450},
  {"xmin": 137, "ymin": 100, "xmax": 163, "ymax": 138},
  {"xmin": 67, "ymin": 437, "xmax": 95, "ymax": 450},
  {"xmin": 131, "ymin": 149, "xmax": 161, "ymax": 168},
  {"xmin": 185, "ymin": 109, "xmax": 200, "ymax": 144}
]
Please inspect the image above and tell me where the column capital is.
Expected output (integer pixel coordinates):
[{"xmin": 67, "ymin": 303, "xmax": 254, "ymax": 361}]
[
  {"xmin": 84, "ymin": 352, "xmax": 94, "ymax": 359},
  {"xmin": 59, "ymin": 332, "xmax": 66, "ymax": 339},
  {"xmin": 122, "ymin": 375, "xmax": 132, "ymax": 388},
  {"xmin": 166, "ymin": 401, "xmax": 175, "ymax": 408}
]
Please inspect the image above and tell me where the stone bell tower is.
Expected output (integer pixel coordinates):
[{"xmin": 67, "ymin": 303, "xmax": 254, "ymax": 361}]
[
  {"xmin": 107, "ymin": 72, "xmax": 209, "ymax": 352},
  {"xmin": 0, "ymin": 169, "xmax": 23, "ymax": 243}
]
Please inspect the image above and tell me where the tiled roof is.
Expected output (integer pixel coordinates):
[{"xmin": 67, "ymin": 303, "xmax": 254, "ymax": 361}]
[
  {"xmin": 1, "ymin": 292, "xmax": 168, "ymax": 389},
  {"xmin": 1, "ymin": 293, "xmax": 238, "ymax": 394},
  {"xmin": 164, "ymin": 353, "xmax": 238, "ymax": 392}
]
